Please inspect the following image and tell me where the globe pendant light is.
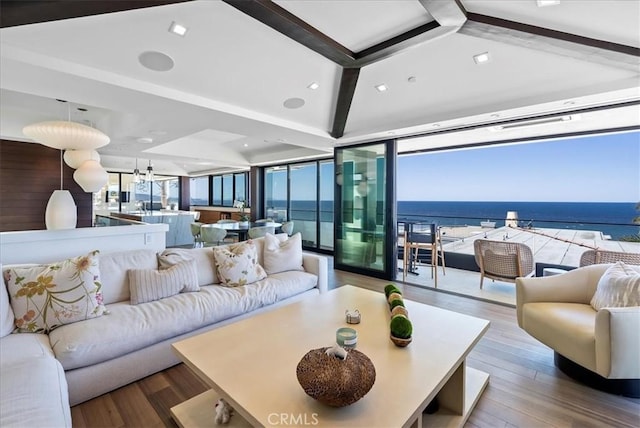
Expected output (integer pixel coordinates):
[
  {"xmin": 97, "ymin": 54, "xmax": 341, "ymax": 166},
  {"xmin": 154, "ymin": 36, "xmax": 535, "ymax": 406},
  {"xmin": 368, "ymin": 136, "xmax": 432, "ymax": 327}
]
[
  {"xmin": 63, "ymin": 149, "xmax": 101, "ymax": 169},
  {"xmin": 45, "ymin": 150, "xmax": 77, "ymax": 230},
  {"xmin": 74, "ymin": 159, "xmax": 108, "ymax": 193}
]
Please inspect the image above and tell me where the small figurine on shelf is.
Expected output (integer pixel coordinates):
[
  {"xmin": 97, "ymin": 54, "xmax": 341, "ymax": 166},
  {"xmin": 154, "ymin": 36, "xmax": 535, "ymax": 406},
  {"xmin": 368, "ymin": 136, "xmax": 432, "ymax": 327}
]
[{"xmin": 214, "ymin": 398, "xmax": 233, "ymax": 424}]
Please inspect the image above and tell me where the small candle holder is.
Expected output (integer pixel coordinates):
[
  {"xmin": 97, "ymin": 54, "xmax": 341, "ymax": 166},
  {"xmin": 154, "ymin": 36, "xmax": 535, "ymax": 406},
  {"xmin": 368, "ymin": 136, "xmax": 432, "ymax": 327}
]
[
  {"xmin": 345, "ymin": 309, "xmax": 361, "ymax": 324},
  {"xmin": 336, "ymin": 327, "xmax": 357, "ymax": 349}
]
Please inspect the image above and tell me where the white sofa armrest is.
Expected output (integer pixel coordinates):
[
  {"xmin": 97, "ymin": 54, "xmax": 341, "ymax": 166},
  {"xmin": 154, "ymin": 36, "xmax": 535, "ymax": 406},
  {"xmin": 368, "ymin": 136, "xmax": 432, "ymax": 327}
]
[
  {"xmin": 302, "ymin": 252, "xmax": 328, "ymax": 294},
  {"xmin": 516, "ymin": 264, "xmax": 609, "ymax": 326},
  {"xmin": 595, "ymin": 306, "xmax": 640, "ymax": 379}
]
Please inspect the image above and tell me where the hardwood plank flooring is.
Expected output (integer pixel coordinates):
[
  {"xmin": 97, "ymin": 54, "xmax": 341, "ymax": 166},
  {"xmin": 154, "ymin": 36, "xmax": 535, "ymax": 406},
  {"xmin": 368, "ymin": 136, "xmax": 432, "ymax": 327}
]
[{"xmin": 72, "ymin": 265, "xmax": 640, "ymax": 427}]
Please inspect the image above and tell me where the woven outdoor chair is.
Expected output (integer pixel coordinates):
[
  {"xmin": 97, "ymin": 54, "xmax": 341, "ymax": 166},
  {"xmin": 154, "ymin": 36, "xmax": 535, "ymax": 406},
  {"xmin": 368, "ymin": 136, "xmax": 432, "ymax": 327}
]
[
  {"xmin": 473, "ymin": 239, "xmax": 534, "ymax": 289},
  {"xmin": 579, "ymin": 249, "xmax": 640, "ymax": 267}
]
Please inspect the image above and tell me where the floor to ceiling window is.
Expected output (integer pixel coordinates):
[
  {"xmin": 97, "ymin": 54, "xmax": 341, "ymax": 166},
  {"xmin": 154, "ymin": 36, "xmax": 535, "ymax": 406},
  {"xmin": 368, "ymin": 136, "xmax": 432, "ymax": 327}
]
[{"xmin": 263, "ymin": 160, "xmax": 334, "ymax": 251}]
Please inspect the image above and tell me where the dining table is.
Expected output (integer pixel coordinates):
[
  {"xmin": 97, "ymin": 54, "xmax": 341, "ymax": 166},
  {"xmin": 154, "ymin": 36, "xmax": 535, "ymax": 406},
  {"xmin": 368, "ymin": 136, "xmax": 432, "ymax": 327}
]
[{"xmin": 202, "ymin": 221, "xmax": 282, "ymax": 242}]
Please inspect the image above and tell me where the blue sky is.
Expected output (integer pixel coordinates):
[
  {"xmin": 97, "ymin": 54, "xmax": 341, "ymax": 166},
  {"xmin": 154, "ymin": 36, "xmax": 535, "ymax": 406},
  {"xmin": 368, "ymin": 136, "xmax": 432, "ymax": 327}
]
[{"xmin": 397, "ymin": 131, "xmax": 640, "ymax": 203}]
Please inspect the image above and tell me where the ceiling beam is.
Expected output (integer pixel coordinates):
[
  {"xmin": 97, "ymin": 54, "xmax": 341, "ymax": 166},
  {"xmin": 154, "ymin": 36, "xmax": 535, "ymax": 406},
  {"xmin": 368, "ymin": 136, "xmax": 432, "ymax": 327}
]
[
  {"xmin": 461, "ymin": 13, "xmax": 640, "ymax": 72},
  {"xmin": 0, "ymin": 0, "xmax": 192, "ymax": 28},
  {"xmin": 222, "ymin": 0, "xmax": 356, "ymax": 67},
  {"xmin": 418, "ymin": 0, "xmax": 467, "ymax": 27},
  {"xmin": 331, "ymin": 68, "xmax": 360, "ymax": 139}
]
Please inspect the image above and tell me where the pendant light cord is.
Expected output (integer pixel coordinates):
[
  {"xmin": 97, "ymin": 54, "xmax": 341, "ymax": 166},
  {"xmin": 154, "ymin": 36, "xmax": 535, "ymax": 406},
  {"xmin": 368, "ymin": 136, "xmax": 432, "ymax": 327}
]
[{"xmin": 60, "ymin": 149, "xmax": 64, "ymax": 190}]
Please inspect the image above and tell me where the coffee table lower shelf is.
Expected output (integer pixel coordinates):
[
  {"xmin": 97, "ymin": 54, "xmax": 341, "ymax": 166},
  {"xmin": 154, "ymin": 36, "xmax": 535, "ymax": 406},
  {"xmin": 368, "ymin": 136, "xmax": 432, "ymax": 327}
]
[{"xmin": 170, "ymin": 367, "xmax": 488, "ymax": 428}]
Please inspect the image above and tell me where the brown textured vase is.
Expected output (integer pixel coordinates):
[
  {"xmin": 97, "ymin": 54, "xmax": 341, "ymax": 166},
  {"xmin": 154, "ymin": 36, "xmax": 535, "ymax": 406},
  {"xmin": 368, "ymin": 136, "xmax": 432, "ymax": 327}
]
[{"xmin": 296, "ymin": 347, "xmax": 376, "ymax": 407}]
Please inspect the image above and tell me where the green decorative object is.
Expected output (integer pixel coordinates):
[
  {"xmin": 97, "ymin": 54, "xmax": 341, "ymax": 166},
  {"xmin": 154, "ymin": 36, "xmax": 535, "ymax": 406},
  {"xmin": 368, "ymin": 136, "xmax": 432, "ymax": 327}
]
[
  {"xmin": 384, "ymin": 284, "xmax": 401, "ymax": 298},
  {"xmin": 389, "ymin": 299, "xmax": 405, "ymax": 310},
  {"xmin": 387, "ymin": 292, "xmax": 403, "ymax": 305},
  {"xmin": 390, "ymin": 315, "xmax": 413, "ymax": 339}
]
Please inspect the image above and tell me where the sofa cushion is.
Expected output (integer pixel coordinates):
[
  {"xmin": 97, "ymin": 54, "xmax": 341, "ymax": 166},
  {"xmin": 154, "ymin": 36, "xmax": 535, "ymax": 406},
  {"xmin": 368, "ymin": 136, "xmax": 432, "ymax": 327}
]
[
  {"xmin": 0, "ymin": 263, "xmax": 15, "ymax": 337},
  {"xmin": 49, "ymin": 270, "xmax": 318, "ymax": 370},
  {"xmin": 0, "ymin": 349, "xmax": 71, "ymax": 428},
  {"xmin": 4, "ymin": 251, "xmax": 106, "ymax": 333},
  {"xmin": 128, "ymin": 260, "xmax": 200, "ymax": 305},
  {"xmin": 0, "ymin": 332, "xmax": 55, "ymax": 365},
  {"xmin": 263, "ymin": 233, "xmax": 304, "ymax": 275},
  {"xmin": 99, "ymin": 249, "xmax": 158, "ymax": 304},
  {"xmin": 158, "ymin": 247, "xmax": 219, "ymax": 286},
  {"xmin": 523, "ymin": 302, "xmax": 596, "ymax": 372},
  {"xmin": 591, "ymin": 262, "xmax": 640, "ymax": 311},
  {"xmin": 213, "ymin": 240, "xmax": 267, "ymax": 287}
]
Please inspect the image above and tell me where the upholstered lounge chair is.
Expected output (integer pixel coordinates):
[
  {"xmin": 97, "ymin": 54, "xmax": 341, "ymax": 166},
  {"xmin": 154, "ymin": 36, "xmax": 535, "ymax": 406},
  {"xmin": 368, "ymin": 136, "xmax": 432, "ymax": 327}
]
[{"xmin": 516, "ymin": 264, "xmax": 640, "ymax": 397}]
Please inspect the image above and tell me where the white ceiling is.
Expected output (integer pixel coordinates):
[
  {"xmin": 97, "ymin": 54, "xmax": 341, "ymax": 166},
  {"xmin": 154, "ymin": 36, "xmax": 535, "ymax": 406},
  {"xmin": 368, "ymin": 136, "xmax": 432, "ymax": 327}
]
[{"xmin": 1, "ymin": 0, "xmax": 638, "ymax": 177}]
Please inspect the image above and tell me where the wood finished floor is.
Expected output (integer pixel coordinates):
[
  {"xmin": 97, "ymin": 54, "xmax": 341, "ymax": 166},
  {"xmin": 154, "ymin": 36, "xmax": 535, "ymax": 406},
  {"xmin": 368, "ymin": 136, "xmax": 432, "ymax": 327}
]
[{"xmin": 72, "ymin": 265, "xmax": 640, "ymax": 428}]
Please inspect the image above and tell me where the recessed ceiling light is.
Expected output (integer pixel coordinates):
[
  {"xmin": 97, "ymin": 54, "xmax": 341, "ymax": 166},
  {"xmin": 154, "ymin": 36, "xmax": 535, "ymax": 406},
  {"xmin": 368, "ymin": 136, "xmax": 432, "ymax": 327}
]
[
  {"xmin": 137, "ymin": 137, "xmax": 154, "ymax": 144},
  {"xmin": 563, "ymin": 100, "xmax": 576, "ymax": 106},
  {"xmin": 243, "ymin": 143, "xmax": 249, "ymax": 147},
  {"xmin": 138, "ymin": 51, "xmax": 174, "ymax": 72},
  {"xmin": 407, "ymin": 76, "xmax": 417, "ymax": 83},
  {"xmin": 283, "ymin": 98, "xmax": 305, "ymax": 109},
  {"xmin": 432, "ymin": 123, "xmax": 441, "ymax": 128},
  {"xmin": 473, "ymin": 52, "xmax": 490, "ymax": 64},
  {"xmin": 307, "ymin": 82, "xmax": 319, "ymax": 90},
  {"xmin": 490, "ymin": 113, "xmax": 500, "ymax": 118},
  {"xmin": 537, "ymin": 0, "xmax": 560, "ymax": 7},
  {"xmin": 375, "ymin": 84, "xmax": 388, "ymax": 92},
  {"xmin": 168, "ymin": 21, "xmax": 188, "ymax": 36}
]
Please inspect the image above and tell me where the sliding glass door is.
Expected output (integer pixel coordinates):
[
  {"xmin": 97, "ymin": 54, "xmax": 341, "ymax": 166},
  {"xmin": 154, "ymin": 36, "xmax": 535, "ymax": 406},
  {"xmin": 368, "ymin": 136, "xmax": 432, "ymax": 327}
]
[{"xmin": 334, "ymin": 140, "xmax": 397, "ymax": 279}]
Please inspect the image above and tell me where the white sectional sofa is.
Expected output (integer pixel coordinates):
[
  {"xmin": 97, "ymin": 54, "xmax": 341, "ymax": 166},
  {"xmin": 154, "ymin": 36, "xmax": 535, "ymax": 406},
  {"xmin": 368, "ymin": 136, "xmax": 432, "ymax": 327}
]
[{"xmin": 0, "ymin": 234, "xmax": 328, "ymax": 427}]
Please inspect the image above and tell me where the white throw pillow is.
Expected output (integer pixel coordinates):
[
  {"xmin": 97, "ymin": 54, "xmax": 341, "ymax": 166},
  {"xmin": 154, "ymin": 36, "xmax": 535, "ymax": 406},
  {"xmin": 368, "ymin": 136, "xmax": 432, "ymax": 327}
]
[
  {"xmin": 4, "ymin": 251, "xmax": 106, "ymax": 333},
  {"xmin": 263, "ymin": 232, "xmax": 304, "ymax": 275},
  {"xmin": 590, "ymin": 261, "xmax": 640, "ymax": 311},
  {"xmin": 128, "ymin": 260, "xmax": 199, "ymax": 305},
  {"xmin": 213, "ymin": 240, "xmax": 267, "ymax": 287},
  {"xmin": 158, "ymin": 248, "xmax": 218, "ymax": 286},
  {"xmin": 0, "ymin": 263, "xmax": 16, "ymax": 337}
]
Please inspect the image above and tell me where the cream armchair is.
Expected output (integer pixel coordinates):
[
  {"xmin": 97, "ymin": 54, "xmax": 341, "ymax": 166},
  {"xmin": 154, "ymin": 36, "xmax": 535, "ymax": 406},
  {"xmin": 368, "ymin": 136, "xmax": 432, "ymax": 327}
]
[{"xmin": 516, "ymin": 264, "xmax": 640, "ymax": 397}]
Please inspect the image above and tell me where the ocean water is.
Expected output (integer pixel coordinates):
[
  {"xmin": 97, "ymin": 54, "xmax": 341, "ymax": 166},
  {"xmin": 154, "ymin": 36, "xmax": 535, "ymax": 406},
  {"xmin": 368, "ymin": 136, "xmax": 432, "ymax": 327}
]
[
  {"xmin": 397, "ymin": 201, "xmax": 639, "ymax": 240},
  {"xmin": 286, "ymin": 200, "xmax": 639, "ymax": 240}
]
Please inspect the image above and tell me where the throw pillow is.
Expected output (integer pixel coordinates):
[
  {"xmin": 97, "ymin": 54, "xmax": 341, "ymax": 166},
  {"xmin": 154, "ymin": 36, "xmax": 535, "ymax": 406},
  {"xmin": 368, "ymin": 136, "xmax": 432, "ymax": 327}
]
[
  {"xmin": 0, "ymin": 263, "xmax": 16, "ymax": 337},
  {"xmin": 128, "ymin": 260, "xmax": 199, "ymax": 305},
  {"xmin": 4, "ymin": 251, "xmax": 106, "ymax": 333},
  {"xmin": 263, "ymin": 232, "xmax": 304, "ymax": 275},
  {"xmin": 213, "ymin": 240, "xmax": 267, "ymax": 287},
  {"xmin": 590, "ymin": 261, "xmax": 640, "ymax": 311},
  {"xmin": 158, "ymin": 248, "xmax": 218, "ymax": 286}
]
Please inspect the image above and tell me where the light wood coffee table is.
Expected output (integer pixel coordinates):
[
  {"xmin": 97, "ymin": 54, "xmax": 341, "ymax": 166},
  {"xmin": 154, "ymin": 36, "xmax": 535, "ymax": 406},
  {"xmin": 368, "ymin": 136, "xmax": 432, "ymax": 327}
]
[{"xmin": 171, "ymin": 285, "xmax": 489, "ymax": 427}]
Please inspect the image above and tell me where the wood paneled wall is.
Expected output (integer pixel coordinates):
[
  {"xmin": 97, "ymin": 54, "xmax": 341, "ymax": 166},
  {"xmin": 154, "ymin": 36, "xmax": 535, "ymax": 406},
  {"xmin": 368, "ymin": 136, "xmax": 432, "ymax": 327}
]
[{"xmin": 0, "ymin": 140, "xmax": 92, "ymax": 232}]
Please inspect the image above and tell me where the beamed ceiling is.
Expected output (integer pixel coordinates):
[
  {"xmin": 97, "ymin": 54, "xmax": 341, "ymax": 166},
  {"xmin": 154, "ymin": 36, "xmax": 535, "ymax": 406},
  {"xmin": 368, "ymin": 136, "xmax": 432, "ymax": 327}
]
[{"xmin": 1, "ymin": 0, "xmax": 638, "ymax": 176}]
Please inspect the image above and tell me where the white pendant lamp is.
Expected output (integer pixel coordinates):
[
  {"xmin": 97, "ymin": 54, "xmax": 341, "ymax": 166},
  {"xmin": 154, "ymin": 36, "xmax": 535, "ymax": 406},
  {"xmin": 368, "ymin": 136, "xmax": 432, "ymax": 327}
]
[
  {"xmin": 74, "ymin": 159, "xmax": 108, "ymax": 193},
  {"xmin": 63, "ymin": 149, "xmax": 101, "ymax": 169},
  {"xmin": 45, "ymin": 151, "xmax": 77, "ymax": 230},
  {"xmin": 23, "ymin": 121, "xmax": 110, "ymax": 150}
]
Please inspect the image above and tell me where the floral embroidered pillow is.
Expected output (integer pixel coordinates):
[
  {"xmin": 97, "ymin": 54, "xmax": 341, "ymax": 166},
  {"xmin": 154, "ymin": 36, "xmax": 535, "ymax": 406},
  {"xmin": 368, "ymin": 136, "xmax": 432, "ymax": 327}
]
[
  {"xmin": 3, "ymin": 251, "xmax": 107, "ymax": 333},
  {"xmin": 213, "ymin": 241, "xmax": 267, "ymax": 287}
]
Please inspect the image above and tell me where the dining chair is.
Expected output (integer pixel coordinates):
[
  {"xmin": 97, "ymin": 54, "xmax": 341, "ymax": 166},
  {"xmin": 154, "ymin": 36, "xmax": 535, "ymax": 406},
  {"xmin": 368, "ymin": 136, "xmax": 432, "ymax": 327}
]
[
  {"xmin": 200, "ymin": 226, "xmax": 227, "ymax": 247},
  {"xmin": 190, "ymin": 222, "xmax": 203, "ymax": 248},
  {"xmin": 280, "ymin": 221, "xmax": 294, "ymax": 236},
  {"xmin": 402, "ymin": 223, "xmax": 445, "ymax": 286},
  {"xmin": 248, "ymin": 226, "xmax": 275, "ymax": 239},
  {"xmin": 217, "ymin": 219, "xmax": 239, "ymax": 241}
]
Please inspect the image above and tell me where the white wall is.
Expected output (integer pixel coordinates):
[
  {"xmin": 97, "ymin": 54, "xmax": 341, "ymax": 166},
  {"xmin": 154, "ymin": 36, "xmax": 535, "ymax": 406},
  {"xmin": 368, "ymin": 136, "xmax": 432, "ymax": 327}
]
[{"xmin": 0, "ymin": 224, "xmax": 168, "ymax": 265}]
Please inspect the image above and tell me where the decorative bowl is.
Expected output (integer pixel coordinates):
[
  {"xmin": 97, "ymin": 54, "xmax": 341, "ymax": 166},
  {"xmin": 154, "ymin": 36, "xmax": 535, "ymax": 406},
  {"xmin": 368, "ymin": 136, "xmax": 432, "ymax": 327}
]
[{"xmin": 390, "ymin": 335, "xmax": 412, "ymax": 347}]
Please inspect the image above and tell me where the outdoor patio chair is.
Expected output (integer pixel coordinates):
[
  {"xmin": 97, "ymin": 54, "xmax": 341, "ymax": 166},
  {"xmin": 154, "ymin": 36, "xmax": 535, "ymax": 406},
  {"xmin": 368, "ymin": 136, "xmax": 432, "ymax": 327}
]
[
  {"xmin": 473, "ymin": 239, "xmax": 534, "ymax": 289},
  {"xmin": 402, "ymin": 223, "xmax": 445, "ymax": 287},
  {"xmin": 579, "ymin": 249, "xmax": 640, "ymax": 267}
]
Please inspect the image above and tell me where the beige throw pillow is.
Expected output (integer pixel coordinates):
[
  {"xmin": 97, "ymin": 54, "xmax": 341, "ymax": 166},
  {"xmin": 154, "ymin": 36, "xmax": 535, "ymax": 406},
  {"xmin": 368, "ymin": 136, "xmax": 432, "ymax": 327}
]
[
  {"xmin": 158, "ymin": 248, "xmax": 218, "ymax": 286},
  {"xmin": 213, "ymin": 241, "xmax": 267, "ymax": 287},
  {"xmin": 4, "ymin": 251, "xmax": 106, "ymax": 333},
  {"xmin": 590, "ymin": 261, "xmax": 640, "ymax": 311},
  {"xmin": 263, "ymin": 232, "xmax": 304, "ymax": 275},
  {"xmin": 128, "ymin": 260, "xmax": 199, "ymax": 305}
]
